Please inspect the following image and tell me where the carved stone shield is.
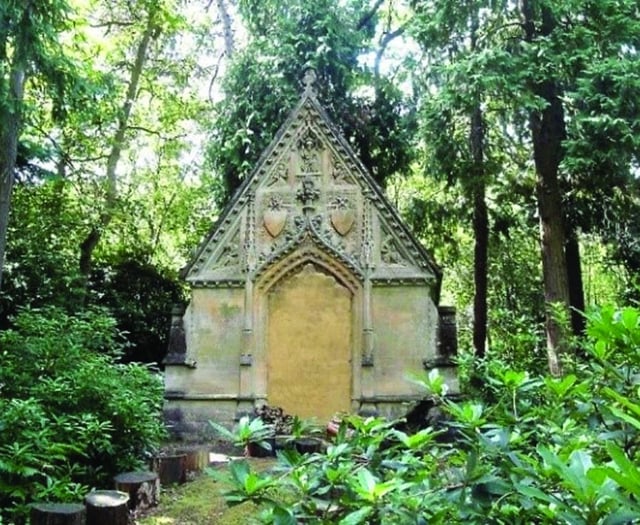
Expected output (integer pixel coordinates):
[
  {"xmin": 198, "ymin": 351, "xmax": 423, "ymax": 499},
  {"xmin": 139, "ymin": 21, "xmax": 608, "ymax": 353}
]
[
  {"xmin": 264, "ymin": 209, "xmax": 287, "ymax": 237},
  {"xmin": 330, "ymin": 208, "xmax": 355, "ymax": 236}
]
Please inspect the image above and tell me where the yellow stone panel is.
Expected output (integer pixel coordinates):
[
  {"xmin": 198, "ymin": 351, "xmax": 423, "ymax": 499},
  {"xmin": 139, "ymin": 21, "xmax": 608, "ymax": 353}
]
[{"xmin": 267, "ymin": 264, "xmax": 352, "ymax": 421}]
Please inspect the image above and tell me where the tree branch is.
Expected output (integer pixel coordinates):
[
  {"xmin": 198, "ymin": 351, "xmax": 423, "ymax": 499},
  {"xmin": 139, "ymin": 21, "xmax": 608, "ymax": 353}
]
[
  {"xmin": 79, "ymin": 8, "xmax": 160, "ymax": 283},
  {"xmin": 217, "ymin": 0, "xmax": 235, "ymax": 58},
  {"xmin": 208, "ymin": 51, "xmax": 226, "ymax": 104},
  {"xmin": 357, "ymin": 0, "xmax": 386, "ymax": 31},
  {"xmin": 126, "ymin": 125, "xmax": 186, "ymax": 141},
  {"xmin": 374, "ymin": 25, "xmax": 406, "ymax": 78}
]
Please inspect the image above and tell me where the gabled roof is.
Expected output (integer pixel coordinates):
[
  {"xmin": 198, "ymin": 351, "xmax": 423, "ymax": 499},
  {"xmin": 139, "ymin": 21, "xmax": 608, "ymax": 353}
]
[{"xmin": 182, "ymin": 72, "xmax": 441, "ymax": 294}]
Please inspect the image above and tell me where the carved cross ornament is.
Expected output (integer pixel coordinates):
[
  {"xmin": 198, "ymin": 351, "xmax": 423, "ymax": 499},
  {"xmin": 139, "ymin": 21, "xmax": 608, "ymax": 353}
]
[
  {"xmin": 296, "ymin": 177, "xmax": 320, "ymax": 213},
  {"xmin": 302, "ymin": 69, "xmax": 317, "ymax": 95}
]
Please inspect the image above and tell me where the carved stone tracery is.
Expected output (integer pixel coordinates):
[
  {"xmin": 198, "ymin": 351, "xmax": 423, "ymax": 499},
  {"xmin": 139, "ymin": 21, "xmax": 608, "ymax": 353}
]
[
  {"xmin": 297, "ymin": 127, "xmax": 322, "ymax": 176},
  {"xmin": 380, "ymin": 234, "xmax": 406, "ymax": 266},
  {"xmin": 331, "ymin": 153, "xmax": 354, "ymax": 185},
  {"xmin": 267, "ymin": 160, "xmax": 289, "ymax": 187},
  {"xmin": 186, "ymin": 84, "xmax": 437, "ymax": 288}
]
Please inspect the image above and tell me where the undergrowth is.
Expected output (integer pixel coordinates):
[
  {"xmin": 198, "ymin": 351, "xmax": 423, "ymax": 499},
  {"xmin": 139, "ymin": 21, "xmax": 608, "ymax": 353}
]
[{"xmin": 213, "ymin": 304, "xmax": 640, "ymax": 524}]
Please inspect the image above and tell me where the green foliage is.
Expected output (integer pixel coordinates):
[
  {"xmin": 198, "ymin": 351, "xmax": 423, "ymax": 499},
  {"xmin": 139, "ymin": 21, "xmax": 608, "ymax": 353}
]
[
  {"xmin": 409, "ymin": 0, "xmax": 640, "ymax": 308},
  {"xmin": 89, "ymin": 255, "xmax": 185, "ymax": 365},
  {"xmin": 208, "ymin": 0, "xmax": 416, "ymax": 203},
  {"xmin": 0, "ymin": 307, "xmax": 166, "ymax": 521},
  {"xmin": 210, "ymin": 416, "xmax": 276, "ymax": 453},
  {"xmin": 0, "ymin": 180, "xmax": 87, "ymax": 326},
  {"xmin": 213, "ymin": 304, "xmax": 640, "ymax": 523}
]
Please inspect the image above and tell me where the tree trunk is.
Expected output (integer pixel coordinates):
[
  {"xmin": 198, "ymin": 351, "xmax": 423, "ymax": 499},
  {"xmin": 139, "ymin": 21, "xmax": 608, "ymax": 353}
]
[
  {"xmin": 469, "ymin": 12, "xmax": 488, "ymax": 359},
  {"xmin": 523, "ymin": 0, "xmax": 571, "ymax": 376},
  {"xmin": 216, "ymin": 0, "xmax": 236, "ymax": 58},
  {"xmin": 565, "ymin": 230, "xmax": 586, "ymax": 336},
  {"xmin": 78, "ymin": 11, "xmax": 159, "ymax": 290},
  {"xmin": 179, "ymin": 447, "xmax": 211, "ymax": 474},
  {"xmin": 0, "ymin": 7, "xmax": 29, "ymax": 292},
  {"xmin": 471, "ymin": 105, "xmax": 488, "ymax": 358},
  {"xmin": 114, "ymin": 471, "xmax": 160, "ymax": 510},
  {"xmin": 152, "ymin": 453, "xmax": 187, "ymax": 485},
  {"xmin": 30, "ymin": 503, "xmax": 86, "ymax": 525},
  {"xmin": 85, "ymin": 490, "xmax": 129, "ymax": 525}
]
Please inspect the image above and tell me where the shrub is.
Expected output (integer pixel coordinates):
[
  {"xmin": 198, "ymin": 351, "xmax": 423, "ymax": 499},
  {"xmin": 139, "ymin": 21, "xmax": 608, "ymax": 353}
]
[
  {"xmin": 0, "ymin": 307, "xmax": 166, "ymax": 522},
  {"xmin": 213, "ymin": 304, "xmax": 640, "ymax": 524},
  {"xmin": 88, "ymin": 256, "xmax": 185, "ymax": 365}
]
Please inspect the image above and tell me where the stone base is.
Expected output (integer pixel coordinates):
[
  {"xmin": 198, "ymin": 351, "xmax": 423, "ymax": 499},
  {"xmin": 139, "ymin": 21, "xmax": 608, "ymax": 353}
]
[{"xmin": 164, "ymin": 394, "xmax": 460, "ymax": 440}]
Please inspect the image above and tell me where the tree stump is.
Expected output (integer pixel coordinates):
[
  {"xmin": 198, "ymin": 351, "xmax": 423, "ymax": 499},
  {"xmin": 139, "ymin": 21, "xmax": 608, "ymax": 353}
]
[
  {"xmin": 152, "ymin": 453, "xmax": 186, "ymax": 485},
  {"xmin": 294, "ymin": 437, "xmax": 323, "ymax": 454},
  {"xmin": 30, "ymin": 503, "xmax": 86, "ymax": 525},
  {"xmin": 114, "ymin": 471, "xmax": 159, "ymax": 511},
  {"xmin": 85, "ymin": 490, "xmax": 129, "ymax": 525},
  {"xmin": 177, "ymin": 447, "xmax": 210, "ymax": 475}
]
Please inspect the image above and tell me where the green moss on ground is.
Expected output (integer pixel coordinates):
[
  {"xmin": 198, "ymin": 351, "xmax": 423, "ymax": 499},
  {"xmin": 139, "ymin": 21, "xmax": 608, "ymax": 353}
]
[{"xmin": 135, "ymin": 459, "xmax": 275, "ymax": 525}]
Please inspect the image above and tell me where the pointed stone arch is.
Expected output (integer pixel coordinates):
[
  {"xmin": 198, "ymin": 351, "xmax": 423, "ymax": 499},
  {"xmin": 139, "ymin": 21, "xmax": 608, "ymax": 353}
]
[
  {"xmin": 256, "ymin": 239, "xmax": 362, "ymax": 295},
  {"xmin": 251, "ymin": 245, "xmax": 363, "ymax": 419}
]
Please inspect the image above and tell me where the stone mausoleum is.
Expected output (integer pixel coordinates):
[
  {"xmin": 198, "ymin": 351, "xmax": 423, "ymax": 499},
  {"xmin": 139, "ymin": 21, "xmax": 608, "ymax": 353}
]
[{"xmin": 164, "ymin": 73, "xmax": 458, "ymax": 437}]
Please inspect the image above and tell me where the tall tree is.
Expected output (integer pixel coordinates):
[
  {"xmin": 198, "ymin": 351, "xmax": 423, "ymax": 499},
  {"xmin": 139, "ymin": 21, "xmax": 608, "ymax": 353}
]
[
  {"xmin": 521, "ymin": 0, "xmax": 570, "ymax": 375},
  {"xmin": 411, "ymin": 0, "xmax": 639, "ymax": 373},
  {"xmin": 410, "ymin": 0, "xmax": 496, "ymax": 358},
  {"xmin": 469, "ymin": 8, "xmax": 488, "ymax": 359},
  {"xmin": 64, "ymin": 0, "xmax": 219, "ymax": 274},
  {"xmin": 0, "ymin": 0, "xmax": 72, "ymax": 291},
  {"xmin": 560, "ymin": 0, "xmax": 640, "ymax": 326},
  {"xmin": 208, "ymin": 0, "xmax": 417, "ymax": 204},
  {"xmin": 519, "ymin": 0, "xmax": 640, "ymax": 369},
  {"xmin": 78, "ymin": 2, "xmax": 162, "ymax": 287}
]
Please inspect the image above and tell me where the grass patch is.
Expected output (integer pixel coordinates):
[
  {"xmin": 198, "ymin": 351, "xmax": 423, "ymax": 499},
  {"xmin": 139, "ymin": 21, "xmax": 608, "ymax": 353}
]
[{"xmin": 135, "ymin": 459, "xmax": 276, "ymax": 525}]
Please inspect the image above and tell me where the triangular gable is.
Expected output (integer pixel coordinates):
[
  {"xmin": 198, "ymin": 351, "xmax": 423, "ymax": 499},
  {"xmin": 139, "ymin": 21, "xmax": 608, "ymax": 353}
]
[{"xmin": 183, "ymin": 72, "xmax": 441, "ymax": 296}]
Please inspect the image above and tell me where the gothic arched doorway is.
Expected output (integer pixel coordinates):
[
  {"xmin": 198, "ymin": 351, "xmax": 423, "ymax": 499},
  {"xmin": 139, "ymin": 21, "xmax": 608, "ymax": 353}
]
[{"xmin": 266, "ymin": 263, "xmax": 352, "ymax": 420}]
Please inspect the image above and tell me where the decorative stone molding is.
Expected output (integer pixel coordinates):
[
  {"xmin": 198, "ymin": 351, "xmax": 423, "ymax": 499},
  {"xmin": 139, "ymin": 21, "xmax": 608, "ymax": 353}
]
[
  {"xmin": 255, "ymin": 240, "xmax": 362, "ymax": 295},
  {"xmin": 181, "ymin": 89, "xmax": 441, "ymax": 287}
]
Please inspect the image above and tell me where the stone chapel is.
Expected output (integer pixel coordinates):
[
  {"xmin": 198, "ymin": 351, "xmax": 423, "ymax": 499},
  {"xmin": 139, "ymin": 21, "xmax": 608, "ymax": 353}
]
[{"xmin": 164, "ymin": 73, "xmax": 458, "ymax": 437}]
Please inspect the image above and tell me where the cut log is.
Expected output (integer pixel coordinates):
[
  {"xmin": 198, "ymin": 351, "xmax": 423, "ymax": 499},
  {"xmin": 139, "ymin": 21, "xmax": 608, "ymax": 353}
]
[
  {"xmin": 113, "ymin": 470, "xmax": 159, "ymax": 510},
  {"xmin": 85, "ymin": 490, "xmax": 129, "ymax": 525},
  {"xmin": 294, "ymin": 437, "xmax": 323, "ymax": 454},
  {"xmin": 152, "ymin": 453, "xmax": 186, "ymax": 485},
  {"xmin": 177, "ymin": 447, "xmax": 210, "ymax": 475},
  {"xmin": 30, "ymin": 503, "xmax": 85, "ymax": 525}
]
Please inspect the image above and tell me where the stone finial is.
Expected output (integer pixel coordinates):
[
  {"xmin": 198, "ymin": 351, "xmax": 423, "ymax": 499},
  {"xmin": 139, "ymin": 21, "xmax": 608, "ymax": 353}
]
[{"xmin": 302, "ymin": 69, "xmax": 317, "ymax": 95}]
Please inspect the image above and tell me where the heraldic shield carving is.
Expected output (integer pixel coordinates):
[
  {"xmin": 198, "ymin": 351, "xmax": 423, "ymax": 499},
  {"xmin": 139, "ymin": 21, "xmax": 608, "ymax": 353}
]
[
  {"xmin": 330, "ymin": 197, "xmax": 355, "ymax": 236},
  {"xmin": 263, "ymin": 196, "xmax": 287, "ymax": 238}
]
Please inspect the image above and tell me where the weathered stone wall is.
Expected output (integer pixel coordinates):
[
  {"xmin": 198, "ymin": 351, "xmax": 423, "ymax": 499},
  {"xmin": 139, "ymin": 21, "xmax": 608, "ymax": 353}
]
[
  {"xmin": 165, "ymin": 288, "xmax": 244, "ymax": 397},
  {"xmin": 165, "ymin": 282, "xmax": 452, "ymax": 434},
  {"xmin": 371, "ymin": 286, "xmax": 438, "ymax": 397}
]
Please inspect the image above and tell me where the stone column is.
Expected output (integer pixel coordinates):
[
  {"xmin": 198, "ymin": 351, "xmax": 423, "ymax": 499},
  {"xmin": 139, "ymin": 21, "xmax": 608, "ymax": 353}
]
[
  {"xmin": 238, "ymin": 199, "xmax": 257, "ymax": 416},
  {"xmin": 359, "ymin": 197, "xmax": 376, "ymax": 415},
  {"xmin": 238, "ymin": 276, "xmax": 255, "ymax": 415}
]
